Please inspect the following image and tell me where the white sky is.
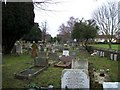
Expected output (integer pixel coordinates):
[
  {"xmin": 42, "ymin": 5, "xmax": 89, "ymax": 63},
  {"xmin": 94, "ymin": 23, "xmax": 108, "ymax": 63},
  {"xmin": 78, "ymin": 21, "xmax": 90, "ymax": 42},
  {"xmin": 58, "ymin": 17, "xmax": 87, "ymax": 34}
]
[{"xmin": 34, "ymin": 0, "xmax": 119, "ymax": 37}]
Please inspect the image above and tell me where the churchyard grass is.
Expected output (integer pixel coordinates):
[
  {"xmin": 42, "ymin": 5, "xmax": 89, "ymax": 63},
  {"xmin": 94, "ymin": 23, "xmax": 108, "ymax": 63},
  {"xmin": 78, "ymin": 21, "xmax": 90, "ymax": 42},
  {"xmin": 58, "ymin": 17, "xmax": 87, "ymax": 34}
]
[
  {"xmin": 88, "ymin": 56, "xmax": 119, "ymax": 81},
  {"xmin": 77, "ymin": 49, "xmax": 119, "ymax": 81},
  {"xmin": 3, "ymin": 55, "xmax": 33, "ymax": 88},
  {"xmin": 89, "ymin": 44, "xmax": 119, "ymax": 50},
  {"xmin": 32, "ymin": 67, "xmax": 63, "ymax": 88},
  {"xmin": 2, "ymin": 47, "xmax": 119, "ymax": 88},
  {"xmin": 2, "ymin": 54, "xmax": 63, "ymax": 88}
]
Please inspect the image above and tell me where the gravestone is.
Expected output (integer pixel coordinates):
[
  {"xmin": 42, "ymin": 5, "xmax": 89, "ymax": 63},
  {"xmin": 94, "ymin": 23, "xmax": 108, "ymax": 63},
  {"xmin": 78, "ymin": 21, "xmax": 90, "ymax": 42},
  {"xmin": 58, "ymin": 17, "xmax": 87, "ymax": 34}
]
[
  {"xmin": 103, "ymin": 82, "xmax": 119, "ymax": 90},
  {"xmin": 15, "ymin": 41, "xmax": 22, "ymax": 55},
  {"xmin": 39, "ymin": 51, "xmax": 46, "ymax": 57},
  {"xmin": 100, "ymin": 51, "xmax": 105, "ymax": 57},
  {"xmin": 59, "ymin": 56, "xmax": 73, "ymax": 62},
  {"xmin": 72, "ymin": 60, "xmax": 88, "ymax": 70},
  {"xmin": 70, "ymin": 51, "xmax": 76, "ymax": 57},
  {"xmin": 110, "ymin": 53, "xmax": 114, "ymax": 60},
  {"xmin": 114, "ymin": 54, "xmax": 117, "ymax": 61},
  {"xmin": 62, "ymin": 50, "xmax": 69, "ymax": 56},
  {"xmin": 61, "ymin": 69, "xmax": 89, "ymax": 89},
  {"xmin": 34, "ymin": 57, "xmax": 48, "ymax": 67}
]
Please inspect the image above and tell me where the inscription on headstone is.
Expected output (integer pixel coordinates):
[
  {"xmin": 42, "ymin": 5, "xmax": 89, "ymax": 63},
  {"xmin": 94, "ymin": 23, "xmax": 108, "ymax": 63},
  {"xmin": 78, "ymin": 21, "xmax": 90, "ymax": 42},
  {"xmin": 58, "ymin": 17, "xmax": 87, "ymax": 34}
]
[{"xmin": 61, "ymin": 69, "xmax": 89, "ymax": 89}]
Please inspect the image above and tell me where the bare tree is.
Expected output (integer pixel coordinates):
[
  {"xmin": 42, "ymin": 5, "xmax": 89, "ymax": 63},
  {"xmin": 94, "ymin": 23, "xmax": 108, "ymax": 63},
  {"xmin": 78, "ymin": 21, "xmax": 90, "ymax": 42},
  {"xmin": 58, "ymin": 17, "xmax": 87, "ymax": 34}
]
[
  {"xmin": 58, "ymin": 17, "xmax": 76, "ymax": 43},
  {"xmin": 92, "ymin": 1, "xmax": 119, "ymax": 48},
  {"xmin": 40, "ymin": 21, "xmax": 48, "ymax": 43},
  {"xmin": 33, "ymin": 0, "xmax": 60, "ymax": 11}
]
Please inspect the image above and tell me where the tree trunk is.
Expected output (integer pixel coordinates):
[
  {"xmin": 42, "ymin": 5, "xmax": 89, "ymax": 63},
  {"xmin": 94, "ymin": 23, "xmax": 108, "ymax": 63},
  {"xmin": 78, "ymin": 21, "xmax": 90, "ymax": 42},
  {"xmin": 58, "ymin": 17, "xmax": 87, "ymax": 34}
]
[
  {"xmin": 108, "ymin": 40, "xmax": 112, "ymax": 49},
  {"xmin": 84, "ymin": 38, "xmax": 88, "ymax": 49}
]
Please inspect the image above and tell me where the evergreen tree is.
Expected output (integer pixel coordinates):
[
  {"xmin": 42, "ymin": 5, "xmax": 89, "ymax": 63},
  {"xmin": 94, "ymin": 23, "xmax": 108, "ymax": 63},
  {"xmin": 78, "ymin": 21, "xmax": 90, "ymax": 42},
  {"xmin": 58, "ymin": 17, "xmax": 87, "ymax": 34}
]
[{"xmin": 2, "ymin": 2, "xmax": 34, "ymax": 54}]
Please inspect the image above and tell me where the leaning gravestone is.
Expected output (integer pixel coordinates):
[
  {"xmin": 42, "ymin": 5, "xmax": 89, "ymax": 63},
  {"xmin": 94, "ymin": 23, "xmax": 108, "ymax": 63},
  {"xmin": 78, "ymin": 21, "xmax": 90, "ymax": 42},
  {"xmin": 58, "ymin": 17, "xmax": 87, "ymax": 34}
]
[
  {"xmin": 61, "ymin": 69, "xmax": 89, "ymax": 89},
  {"xmin": 72, "ymin": 60, "xmax": 88, "ymax": 70}
]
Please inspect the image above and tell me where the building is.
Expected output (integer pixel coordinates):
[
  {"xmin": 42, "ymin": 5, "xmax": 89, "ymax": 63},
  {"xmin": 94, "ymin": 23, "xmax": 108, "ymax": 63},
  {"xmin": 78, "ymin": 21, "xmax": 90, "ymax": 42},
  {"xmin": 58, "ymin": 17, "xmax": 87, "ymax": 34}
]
[{"xmin": 94, "ymin": 35, "xmax": 117, "ymax": 43}]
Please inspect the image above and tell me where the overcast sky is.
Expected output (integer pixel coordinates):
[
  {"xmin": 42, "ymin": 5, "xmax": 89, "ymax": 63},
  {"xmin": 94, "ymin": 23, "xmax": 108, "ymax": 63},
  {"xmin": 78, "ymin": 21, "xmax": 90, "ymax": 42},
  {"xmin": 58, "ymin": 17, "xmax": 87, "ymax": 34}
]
[{"xmin": 34, "ymin": 0, "xmax": 119, "ymax": 37}]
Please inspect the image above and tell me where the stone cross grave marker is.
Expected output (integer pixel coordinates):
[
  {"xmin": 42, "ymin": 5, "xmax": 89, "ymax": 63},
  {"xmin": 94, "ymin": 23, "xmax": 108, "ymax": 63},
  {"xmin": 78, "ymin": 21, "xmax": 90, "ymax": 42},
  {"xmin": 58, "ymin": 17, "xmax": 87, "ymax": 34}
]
[
  {"xmin": 72, "ymin": 60, "xmax": 88, "ymax": 70},
  {"xmin": 61, "ymin": 69, "xmax": 90, "ymax": 89}
]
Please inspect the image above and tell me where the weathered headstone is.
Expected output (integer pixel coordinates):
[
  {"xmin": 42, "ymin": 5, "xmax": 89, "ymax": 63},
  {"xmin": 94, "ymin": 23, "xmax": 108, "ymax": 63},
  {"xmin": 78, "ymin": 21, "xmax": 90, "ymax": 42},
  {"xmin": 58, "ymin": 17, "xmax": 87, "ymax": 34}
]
[
  {"xmin": 61, "ymin": 69, "xmax": 89, "ymax": 89},
  {"xmin": 72, "ymin": 60, "xmax": 88, "ymax": 70},
  {"xmin": 110, "ymin": 53, "xmax": 114, "ymax": 60},
  {"xmin": 70, "ymin": 51, "xmax": 76, "ymax": 57},
  {"xmin": 62, "ymin": 50, "xmax": 69, "ymax": 56},
  {"xmin": 59, "ymin": 56, "xmax": 73, "ymax": 62},
  {"xmin": 15, "ymin": 41, "xmax": 22, "ymax": 55},
  {"xmin": 100, "ymin": 51, "xmax": 105, "ymax": 57},
  {"xmin": 39, "ymin": 51, "xmax": 46, "ymax": 57},
  {"xmin": 103, "ymin": 82, "xmax": 119, "ymax": 90},
  {"xmin": 34, "ymin": 57, "xmax": 48, "ymax": 67},
  {"xmin": 114, "ymin": 54, "xmax": 117, "ymax": 61}
]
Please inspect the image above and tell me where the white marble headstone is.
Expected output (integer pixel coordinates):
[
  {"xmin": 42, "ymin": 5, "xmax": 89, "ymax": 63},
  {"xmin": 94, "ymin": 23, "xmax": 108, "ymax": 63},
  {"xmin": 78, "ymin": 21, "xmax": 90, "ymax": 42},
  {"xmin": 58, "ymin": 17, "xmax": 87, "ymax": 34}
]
[
  {"xmin": 110, "ymin": 54, "xmax": 113, "ymax": 60},
  {"xmin": 103, "ymin": 82, "xmax": 120, "ymax": 90},
  {"xmin": 61, "ymin": 69, "xmax": 89, "ymax": 89},
  {"xmin": 63, "ymin": 50, "xmax": 69, "ymax": 56},
  {"xmin": 114, "ymin": 54, "xmax": 117, "ymax": 61}
]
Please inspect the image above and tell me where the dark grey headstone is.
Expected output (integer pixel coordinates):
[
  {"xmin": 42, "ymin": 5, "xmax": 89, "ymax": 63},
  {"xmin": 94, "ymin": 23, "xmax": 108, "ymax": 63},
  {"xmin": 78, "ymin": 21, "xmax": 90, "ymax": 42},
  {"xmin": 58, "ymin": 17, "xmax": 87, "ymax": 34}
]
[
  {"xmin": 34, "ymin": 57, "xmax": 48, "ymax": 67},
  {"xmin": 59, "ymin": 56, "xmax": 73, "ymax": 62}
]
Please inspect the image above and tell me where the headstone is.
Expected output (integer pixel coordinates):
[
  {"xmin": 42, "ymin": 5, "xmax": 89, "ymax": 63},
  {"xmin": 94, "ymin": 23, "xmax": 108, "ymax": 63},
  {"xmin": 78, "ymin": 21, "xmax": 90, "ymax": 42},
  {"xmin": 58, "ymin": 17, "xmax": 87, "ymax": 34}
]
[
  {"xmin": 61, "ymin": 69, "xmax": 89, "ymax": 89},
  {"xmin": 39, "ymin": 51, "xmax": 46, "ymax": 57},
  {"xmin": 34, "ymin": 57, "xmax": 48, "ymax": 67},
  {"xmin": 72, "ymin": 60, "xmax": 88, "ymax": 70},
  {"xmin": 103, "ymin": 52, "xmax": 105, "ymax": 57},
  {"xmin": 48, "ymin": 85, "xmax": 53, "ymax": 90},
  {"xmin": 100, "ymin": 51, "xmax": 102, "ymax": 56},
  {"xmin": 62, "ymin": 50, "xmax": 69, "ymax": 56},
  {"xmin": 71, "ymin": 51, "xmax": 76, "ymax": 57},
  {"xmin": 114, "ymin": 54, "xmax": 117, "ymax": 61},
  {"xmin": 15, "ymin": 41, "xmax": 22, "ymax": 55},
  {"xmin": 110, "ymin": 53, "xmax": 113, "ymax": 60},
  {"xmin": 59, "ymin": 56, "xmax": 73, "ymax": 62},
  {"xmin": 100, "ymin": 51, "xmax": 105, "ymax": 57},
  {"xmin": 96, "ymin": 51, "xmax": 99, "ymax": 56},
  {"xmin": 103, "ymin": 82, "xmax": 119, "ymax": 90}
]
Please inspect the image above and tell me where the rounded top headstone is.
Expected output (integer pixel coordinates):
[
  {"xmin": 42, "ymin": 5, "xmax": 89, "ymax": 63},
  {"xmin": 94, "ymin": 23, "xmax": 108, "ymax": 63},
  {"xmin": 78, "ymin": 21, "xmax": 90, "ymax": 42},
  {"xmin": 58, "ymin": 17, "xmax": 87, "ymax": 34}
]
[{"xmin": 33, "ymin": 41, "xmax": 35, "ymax": 43}]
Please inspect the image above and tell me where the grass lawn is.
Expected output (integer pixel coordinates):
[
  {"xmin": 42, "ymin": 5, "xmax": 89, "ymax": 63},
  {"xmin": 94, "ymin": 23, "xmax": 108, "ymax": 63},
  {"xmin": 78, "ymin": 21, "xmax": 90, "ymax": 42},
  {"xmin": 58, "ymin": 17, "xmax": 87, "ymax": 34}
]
[
  {"xmin": 89, "ymin": 44, "xmax": 119, "ymax": 50},
  {"xmin": 77, "ymin": 49, "xmax": 119, "ymax": 81},
  {"xmin": 2, "ymin": 54, "xmax": 64, "ymax": 88},
  {"xmin": 2, "ymin": 48, "xmax": 119, "ymax": 88}
]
